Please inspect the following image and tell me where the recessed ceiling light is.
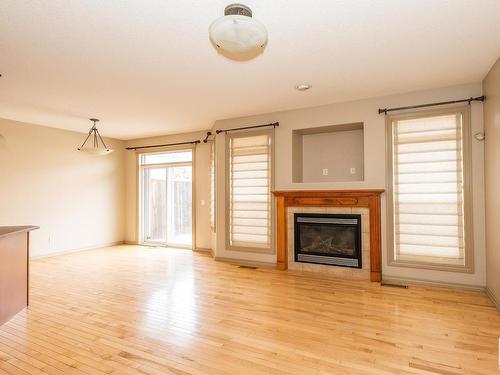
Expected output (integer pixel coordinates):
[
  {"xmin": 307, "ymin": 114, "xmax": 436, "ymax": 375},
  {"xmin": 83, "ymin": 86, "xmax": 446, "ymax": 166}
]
[{"xmin": 295, "ymin": 83, "xmax": 312, "ymax": 91}]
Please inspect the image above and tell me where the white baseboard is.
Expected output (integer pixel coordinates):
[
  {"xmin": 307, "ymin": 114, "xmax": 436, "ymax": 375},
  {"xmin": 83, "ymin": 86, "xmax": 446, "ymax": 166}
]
[
  {"xmin": 30, "ymin": 241, "xmax": 125, "ymax": 259},
  {"xmin": 214, "ymin": 256, "xmax": 275, "ymax": 269},
  {"xmin": 193, "ymin": 247, "xmax": 212, "ymax": 253},
  {"xmin": 485, "ymin": 287, "xmax": 500, "ymax": 311},
  {"xmin": 123, "ymin": 241, "xmax": 213, "ymax": 255},
  {"xmin": 382, "ymin": 276, "xmax": 485, "ymax": 292}
]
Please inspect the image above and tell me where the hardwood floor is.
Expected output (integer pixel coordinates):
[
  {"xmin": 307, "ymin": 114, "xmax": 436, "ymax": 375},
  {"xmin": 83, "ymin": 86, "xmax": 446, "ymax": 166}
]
[{"xmin": 0, "ymin": 245, "xmax": 499, "ymax": 375}]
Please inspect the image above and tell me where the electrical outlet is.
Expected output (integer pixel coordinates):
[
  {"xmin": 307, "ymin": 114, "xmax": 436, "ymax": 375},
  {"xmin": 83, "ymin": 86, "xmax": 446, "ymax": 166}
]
[
  {"xmin": 48, "ymin": 235, "xmax": 55, "ymax": 244},
  {"xmin": 350, "ymin": 167, "xmax": 356, "ymax": 175},
  {"xmin": 200, "ymin": 199, "xmax": 206, "ymax": 206},
  {"xmin": 322, "ymin": 168, "xmax": 329, "ymax": 176}
]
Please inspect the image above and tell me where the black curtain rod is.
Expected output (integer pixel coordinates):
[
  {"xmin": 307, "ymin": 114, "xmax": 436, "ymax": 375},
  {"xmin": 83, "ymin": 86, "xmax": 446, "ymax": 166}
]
[
  {"xmin": 378, "ymin": 96, "xmax": 485, "ymax": 115},
  {"xmin": 126, "ymin": 140, "xmax": 200, "ymax": 151},
  {"xmin": 128, "ymin": 122, "xmax": 279, "ymax": 149},
  {"xmin": 215, "ymin": 122, "xmax": 279, "ymax": 134},
  {"xmin": 202, "ymin": 131, "xmax": 212, "ymax": 143}
]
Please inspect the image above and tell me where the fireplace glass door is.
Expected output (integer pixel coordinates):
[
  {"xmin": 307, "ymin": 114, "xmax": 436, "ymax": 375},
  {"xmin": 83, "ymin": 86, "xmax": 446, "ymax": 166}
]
[{"xmin": 294, "ymin": 213, "xmax": 362, "ymax": 268}]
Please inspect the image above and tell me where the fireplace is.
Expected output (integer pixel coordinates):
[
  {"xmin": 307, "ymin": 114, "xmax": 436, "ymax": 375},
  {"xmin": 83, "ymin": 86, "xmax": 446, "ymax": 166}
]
[{"xmin": 294, "ymin": 213, "xmax": 362, "ymax": 268}]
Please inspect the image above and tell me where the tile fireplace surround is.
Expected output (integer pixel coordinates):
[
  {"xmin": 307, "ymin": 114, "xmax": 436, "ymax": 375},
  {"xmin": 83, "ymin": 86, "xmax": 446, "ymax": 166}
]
[{"xmin": 272, "ymin": 190, "xmax": 384, "ymax": 282}]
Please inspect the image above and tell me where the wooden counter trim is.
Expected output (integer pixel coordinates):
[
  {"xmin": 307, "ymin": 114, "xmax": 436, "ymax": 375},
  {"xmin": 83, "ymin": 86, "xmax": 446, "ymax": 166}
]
[
  {"xmin": 272, "ymin": 189, "xmax": 385, "ymax": 197},
  {"xmin": 0, "ymin": 225, "xmax": 39, "ymax": 239},
  {"xmin": 272, "ymin": 190, "xmax": 384, "ymax": 282},
  {"xmin": 276, "ymin": 196, "xmax": 287, "ymax": 271},
  {"xmin": 0, "ymin": 226, "xmax": 38, "ymax": 326}
]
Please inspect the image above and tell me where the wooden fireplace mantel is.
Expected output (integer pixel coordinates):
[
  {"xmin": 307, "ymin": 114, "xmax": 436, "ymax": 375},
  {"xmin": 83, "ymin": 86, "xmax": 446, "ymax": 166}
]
[{"xmin": 272, "ymin": 189, "xmax": 384, "ymax": 282}]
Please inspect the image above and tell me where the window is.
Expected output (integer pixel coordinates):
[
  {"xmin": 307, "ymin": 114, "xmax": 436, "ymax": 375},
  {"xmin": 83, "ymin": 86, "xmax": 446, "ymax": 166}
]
[
  {"xmin": 139, "ymin": 149, "xmax": 193, "ymax": 247},
  {"xmin": 141, "ymin": 150, "xmax": 192, "ymax": 165},
  {"xmin": 227, "ymin": 131, "xmax": 273, "ymax": 251},
  {"xmin": 210, "ymin": 141, "xmax": 216, "ymax": 232},
  {"xmin": 387, "ymin": 108, "xmax": 473, "ymax": 271}
]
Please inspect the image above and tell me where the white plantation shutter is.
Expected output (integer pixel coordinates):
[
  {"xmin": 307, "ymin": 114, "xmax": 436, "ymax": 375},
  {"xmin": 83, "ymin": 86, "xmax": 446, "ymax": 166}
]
[
  {"xmin": 228, "ymin": 133, "xmax": 272, "ymax": 249},
  {"xmin": 391, "ymin": 113, "xmax": 467, "ymax": 266}
]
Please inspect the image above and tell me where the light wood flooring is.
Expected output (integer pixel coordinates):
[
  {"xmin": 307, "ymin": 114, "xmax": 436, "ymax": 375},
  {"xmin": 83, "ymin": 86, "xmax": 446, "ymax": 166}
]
[{"xmin": 0, "ymin": 245, "xmax": 499, "ymax": 375}]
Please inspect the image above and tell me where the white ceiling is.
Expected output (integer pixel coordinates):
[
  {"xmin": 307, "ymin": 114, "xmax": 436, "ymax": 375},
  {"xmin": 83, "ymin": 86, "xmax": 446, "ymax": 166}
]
[{"xmin": 1, "ymin": 0, "xmax": 499, "ymax": 140}]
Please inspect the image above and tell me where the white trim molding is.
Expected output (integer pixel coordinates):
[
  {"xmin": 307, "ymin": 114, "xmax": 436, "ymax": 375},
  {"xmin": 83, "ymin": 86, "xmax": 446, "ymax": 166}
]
[
  {"xmin": 382, "ymin": 276, "xmax": 484, "ymax": 292},
  {"xmin": 485, "ymin": 287, "xmax": 500, "ymax": 311},
  {"xmin": 30, "ymin": 241, "xmax": 125, "ymax": 259},
  {"xmin": 214, "ymin": 256, "xmax": 275, "ymax": 269}
]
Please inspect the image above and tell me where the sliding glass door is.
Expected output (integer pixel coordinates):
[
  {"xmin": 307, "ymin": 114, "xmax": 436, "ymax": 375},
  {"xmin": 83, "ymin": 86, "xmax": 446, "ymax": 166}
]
[
  {"xmin": 143, "ymin": 167, "xmax": 168, "ymax": 243},
  {"xmin": 140, "ymin": 150, "xmax": 193, "ymax": 248},
  {"xmin": 166, "ymin": 165, "xmax": 192, "ymax": 246}
]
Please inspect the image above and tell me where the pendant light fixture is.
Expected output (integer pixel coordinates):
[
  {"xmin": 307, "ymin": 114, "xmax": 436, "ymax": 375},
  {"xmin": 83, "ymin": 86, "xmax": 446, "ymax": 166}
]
[
  {"xmin": 209, "ymin": 4, "xmax": 267, "ymax": 55},
  {"xmin": 77, "ymin": 118, "xmax": 113, "ymax": 155}
]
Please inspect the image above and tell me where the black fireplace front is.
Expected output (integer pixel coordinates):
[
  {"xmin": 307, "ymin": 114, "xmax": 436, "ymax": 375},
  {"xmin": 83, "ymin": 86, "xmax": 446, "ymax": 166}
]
[{"xmin": 294, "ymin": 213, "xmax": 362, "ymax": 268}]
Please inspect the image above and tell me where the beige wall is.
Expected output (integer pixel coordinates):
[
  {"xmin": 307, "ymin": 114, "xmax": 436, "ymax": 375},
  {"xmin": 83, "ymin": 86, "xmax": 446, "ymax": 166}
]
[
  {"xmin": 123, "ymin": 131, "xmax": 212, "ymax": 250},
  {"xmin": 4, "ymin": 81, "xmax": 485, "ymax": 288},
  {"xmin": 0, "ymin": 118, "xmax": 126, "ymax": 257},
  {"xmin": 213, "ymin": 83, "xmax": 486, "ymax": 286},
  {"xmin": 301, "ymin": 129, "xmax": 364, "ymax": 182},
  {"xmin": 483, "ymin": 58, "xmax": 500, "ymax": 301}
]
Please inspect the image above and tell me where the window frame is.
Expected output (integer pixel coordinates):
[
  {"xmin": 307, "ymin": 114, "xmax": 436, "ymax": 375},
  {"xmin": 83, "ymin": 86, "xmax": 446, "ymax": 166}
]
[
  {"xmin": 225, "ymin": 129, "xmax": 275, "ymax": 254},
  {"xmin": 210, "ymin": 140, "xmax": 216, "ymax": 233},
  {"xmin": 136, "ymin": 146, "xmax": 196, "ymax": 249},
  {"xmin": 386, "ymin": 106, "xmax": 474, "ymax": 273}
]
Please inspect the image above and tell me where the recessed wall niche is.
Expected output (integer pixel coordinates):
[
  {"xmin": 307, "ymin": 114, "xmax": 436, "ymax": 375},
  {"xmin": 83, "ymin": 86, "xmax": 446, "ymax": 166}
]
[{"xmin": 292, "ymin": 123, "xmax": 364, "ymax": 183}]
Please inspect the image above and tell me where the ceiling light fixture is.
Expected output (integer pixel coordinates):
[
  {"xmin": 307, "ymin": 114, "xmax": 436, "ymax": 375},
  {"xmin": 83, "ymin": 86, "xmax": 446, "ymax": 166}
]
[
  {"xmin": 295, "ymin": 83, "xmax": 312, "ymax": 91},
  {"xmin": 209, "ymin": 4, "xmax": 267, "ymax": 55},
  {"xmin": 77, "ymin": 118, "xmax": 113, "ymax": 155}
]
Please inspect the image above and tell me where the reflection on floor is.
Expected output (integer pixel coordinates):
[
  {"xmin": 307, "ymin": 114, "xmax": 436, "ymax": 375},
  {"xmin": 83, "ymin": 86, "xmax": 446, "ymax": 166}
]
[{"xmin": 0, "ymin": 245, "xmax": 499, "ymax": 374}]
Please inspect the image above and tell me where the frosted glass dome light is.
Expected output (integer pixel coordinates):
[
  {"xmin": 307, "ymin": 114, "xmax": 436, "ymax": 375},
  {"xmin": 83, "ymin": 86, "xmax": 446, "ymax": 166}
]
[{"xmin": 209, "ymin": 4, "xmax": 267, "ymax": 55}]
